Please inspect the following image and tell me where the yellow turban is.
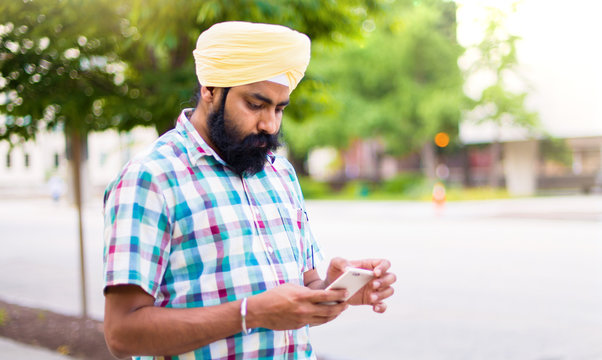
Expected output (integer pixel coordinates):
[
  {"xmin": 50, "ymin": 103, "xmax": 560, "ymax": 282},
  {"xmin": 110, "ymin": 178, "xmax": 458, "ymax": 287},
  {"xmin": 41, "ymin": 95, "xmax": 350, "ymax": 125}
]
[{"xmin": 193, "ymin": 21, "xmax": 311, "ymax": 93}]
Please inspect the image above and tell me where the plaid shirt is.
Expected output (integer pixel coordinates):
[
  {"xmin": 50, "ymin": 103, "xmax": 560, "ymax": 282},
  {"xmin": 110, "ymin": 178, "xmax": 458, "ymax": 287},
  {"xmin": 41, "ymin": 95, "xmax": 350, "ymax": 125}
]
[{"xmin": 103, "ymin": 109, "xmax": 323, "ymax": 360}]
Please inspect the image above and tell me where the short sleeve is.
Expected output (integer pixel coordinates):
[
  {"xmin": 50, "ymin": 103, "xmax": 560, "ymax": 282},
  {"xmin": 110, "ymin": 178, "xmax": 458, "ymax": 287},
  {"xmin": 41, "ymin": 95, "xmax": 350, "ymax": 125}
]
[{"xmin": 103, "ymin": 162, "xmax": 172, "ymax": 298}]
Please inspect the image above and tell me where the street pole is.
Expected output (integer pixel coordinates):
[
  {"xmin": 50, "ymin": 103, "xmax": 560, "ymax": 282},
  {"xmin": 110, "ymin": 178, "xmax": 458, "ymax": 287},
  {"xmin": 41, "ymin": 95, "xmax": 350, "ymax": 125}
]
[{"xmin": 69, "ymin": 130, "xmax": 88, "ymax": 319}]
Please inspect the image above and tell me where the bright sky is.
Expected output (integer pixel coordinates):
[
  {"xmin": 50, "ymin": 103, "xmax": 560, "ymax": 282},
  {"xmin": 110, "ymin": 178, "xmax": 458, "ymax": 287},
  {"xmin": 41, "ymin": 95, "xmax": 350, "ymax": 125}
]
[{"xmin": 456, "ymin": 0, "xmax": 602, "ymax": 141}]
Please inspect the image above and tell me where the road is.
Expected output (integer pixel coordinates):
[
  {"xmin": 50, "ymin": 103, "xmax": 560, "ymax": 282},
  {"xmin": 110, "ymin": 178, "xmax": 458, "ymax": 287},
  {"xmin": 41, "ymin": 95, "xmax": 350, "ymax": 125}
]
[{"xmin": 0, "ymin": 195, "xmax": 601, "ymax": 359}]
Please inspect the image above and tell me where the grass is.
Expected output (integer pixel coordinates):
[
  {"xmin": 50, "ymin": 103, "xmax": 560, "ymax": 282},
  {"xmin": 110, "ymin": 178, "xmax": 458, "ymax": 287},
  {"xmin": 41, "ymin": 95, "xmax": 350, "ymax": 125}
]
[
  {"xmin": 0, "ymin": 307, "xmax": 8, "ymax": 326},
  {"xmin": 442, "ymin": 186, "xmax": 511, "ymax": 201},
  {"xmin": 299, "ymin": 176, "xmax": 511, "ymax": 202}
]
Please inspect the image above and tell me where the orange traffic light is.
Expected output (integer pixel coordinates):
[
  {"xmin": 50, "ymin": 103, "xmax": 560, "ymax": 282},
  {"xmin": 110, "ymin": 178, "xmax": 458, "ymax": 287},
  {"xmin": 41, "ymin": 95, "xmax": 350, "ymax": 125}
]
[{"xmin": 434, "ymin": 132, "xmax": 450, "ymax": 148}]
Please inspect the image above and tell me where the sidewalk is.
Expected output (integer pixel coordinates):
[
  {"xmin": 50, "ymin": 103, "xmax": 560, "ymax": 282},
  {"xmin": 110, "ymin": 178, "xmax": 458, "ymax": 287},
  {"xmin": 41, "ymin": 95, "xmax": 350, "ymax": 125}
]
[
  {"xmin": 1, "ymin": 195, "xmax": 601, "ymax": 359},
  {"xmin": 0, "ymin": 337, "xmax": 74, "ymax": 359}
]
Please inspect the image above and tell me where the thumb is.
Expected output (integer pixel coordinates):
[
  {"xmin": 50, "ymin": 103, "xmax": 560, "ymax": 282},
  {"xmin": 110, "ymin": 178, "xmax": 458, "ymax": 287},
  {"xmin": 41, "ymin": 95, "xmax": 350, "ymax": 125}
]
[{"xmin": 330, "ymin": 257, "xmax": 350, "ymax": 272}]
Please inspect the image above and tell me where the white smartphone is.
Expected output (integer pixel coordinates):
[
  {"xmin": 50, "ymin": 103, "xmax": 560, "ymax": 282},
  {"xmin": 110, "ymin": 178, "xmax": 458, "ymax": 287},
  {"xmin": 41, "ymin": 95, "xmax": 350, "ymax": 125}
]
[{"xmin": 323, "ymin": 267, "xmax": 375, "ymax": 304}]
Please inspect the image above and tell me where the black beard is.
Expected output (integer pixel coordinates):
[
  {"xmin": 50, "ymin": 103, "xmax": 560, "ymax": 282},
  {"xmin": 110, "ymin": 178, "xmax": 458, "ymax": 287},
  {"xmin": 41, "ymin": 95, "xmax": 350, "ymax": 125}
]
[{"xmin": 207, "ymin": 88, "xmax": 281, "ymax": 176}]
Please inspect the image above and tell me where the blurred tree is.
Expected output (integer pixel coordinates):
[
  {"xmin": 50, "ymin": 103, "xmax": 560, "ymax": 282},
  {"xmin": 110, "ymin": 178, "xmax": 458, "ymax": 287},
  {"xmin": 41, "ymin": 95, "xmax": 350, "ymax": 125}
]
[
  {"xmin": 285, "ymin": 0, "xmax": 466, "ymax": 180},
  {"xmin": 117, "ymin": 0, "xmax": 385, "ymax": 139},
  {"xmin": 462, "ymin": 4, "xmax": 539, "ymax": 187},
  {"xmin": 0, "ymin": 0, "xmax": 129, "ymax": 142},
  {"xmin": 0, "ymin": 0, "xmax": 131, "ymax": 319},
  {"xmin": 0, "ymin": 1, "xmax": 386, "ymax": 314}
]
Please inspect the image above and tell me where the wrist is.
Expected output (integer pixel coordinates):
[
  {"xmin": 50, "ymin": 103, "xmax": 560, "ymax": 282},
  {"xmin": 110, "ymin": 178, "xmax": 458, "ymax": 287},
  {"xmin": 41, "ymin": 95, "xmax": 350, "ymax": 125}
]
[
  {"xmin": 244, "ymin": 295, "xmax": 262, "ymax": 329},
  {"xmin": 240, "ymin": 298, "xmax": 251, "ymax": 334}
]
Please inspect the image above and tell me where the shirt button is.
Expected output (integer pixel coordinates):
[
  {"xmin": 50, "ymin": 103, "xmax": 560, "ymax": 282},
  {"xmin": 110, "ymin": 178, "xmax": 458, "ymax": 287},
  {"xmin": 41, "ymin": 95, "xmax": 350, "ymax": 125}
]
[{"xmin": 267, "ymin": 246, "xmax": 274, "ymax": 254}]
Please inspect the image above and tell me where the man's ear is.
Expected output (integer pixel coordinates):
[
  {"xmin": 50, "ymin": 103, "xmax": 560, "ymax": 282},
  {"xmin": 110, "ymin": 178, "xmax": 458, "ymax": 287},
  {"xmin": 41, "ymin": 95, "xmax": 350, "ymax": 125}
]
[{"xmin": 200, "ymin": 86, "xmax": 216, "ymax": 103}]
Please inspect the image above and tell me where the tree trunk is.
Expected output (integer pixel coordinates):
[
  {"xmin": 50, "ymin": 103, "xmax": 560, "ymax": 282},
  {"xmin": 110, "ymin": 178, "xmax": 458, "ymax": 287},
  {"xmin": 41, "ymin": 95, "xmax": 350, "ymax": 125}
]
[
  {"xmin": 66, "ymin": 130, "xmax": 88, "ymax": 319},
  {"xmin": 489, "ymin": 139, "xmax": 502, "ymax": 188},
  {"xmin": 461, "ymin": 146, "xmax": 471, "ymax": 187},
  {"xmin": 421, "ymin": 142, "xmax": 437, "ymax": 181},
  {"xmin": 372, "ymin": 144, "xmax": 384, "ymax": 183}
]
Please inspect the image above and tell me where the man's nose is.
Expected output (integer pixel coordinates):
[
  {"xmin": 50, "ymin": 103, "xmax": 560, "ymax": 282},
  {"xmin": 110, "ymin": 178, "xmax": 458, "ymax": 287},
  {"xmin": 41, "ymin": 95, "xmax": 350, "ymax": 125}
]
[{"xmin": 258, "ymin": 110, "xmax": 279, "ymax": 135}]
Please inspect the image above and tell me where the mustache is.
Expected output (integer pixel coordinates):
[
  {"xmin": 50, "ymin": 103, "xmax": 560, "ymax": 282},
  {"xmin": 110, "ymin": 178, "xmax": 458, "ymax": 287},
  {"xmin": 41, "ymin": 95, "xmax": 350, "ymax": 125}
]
[{"xmin": 237, "ymin": 131, "xmax": 281, "ymax": 150}]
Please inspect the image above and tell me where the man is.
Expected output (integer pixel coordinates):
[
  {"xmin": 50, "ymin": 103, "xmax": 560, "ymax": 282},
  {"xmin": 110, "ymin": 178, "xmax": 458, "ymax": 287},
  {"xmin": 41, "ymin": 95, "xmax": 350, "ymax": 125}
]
[{"xmin": 103, "ymin": 21, "xmax": 396, "ymax": 360}]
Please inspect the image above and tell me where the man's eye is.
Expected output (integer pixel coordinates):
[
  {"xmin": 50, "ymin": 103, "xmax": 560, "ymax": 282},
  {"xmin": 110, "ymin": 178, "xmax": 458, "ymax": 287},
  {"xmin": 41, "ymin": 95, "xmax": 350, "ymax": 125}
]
[{"xmin": 248, "ymin": 102, "xmax": 262, "ymax": 110}]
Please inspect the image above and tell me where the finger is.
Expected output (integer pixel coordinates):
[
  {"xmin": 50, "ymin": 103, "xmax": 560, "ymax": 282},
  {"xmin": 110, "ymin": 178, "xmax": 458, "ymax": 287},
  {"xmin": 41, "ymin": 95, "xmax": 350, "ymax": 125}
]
[
  {"xmin": 313, "ymin": 302, "xmax": 348, "ymax": 319},
  {"xmin": 321, "ymin": 310, "xmax": 346, "ymax": 324},
  {"xmin": 372, "ymin": 272, "xmax": 397, "ymax": 290},
  {"xmin": 364, "ymin": 285, "xmax": 395, "ymax": 305},
  {"xmin": 308, "ymin": 289, "xmax": 348, "ymax": 304},
  {"xmin": 348, "ymin": 258, "xmax": 373, "ymax": 269},
  {"xmin": 309, "ymin": 313, "xmax": 338, "ymax": 326},
  {"xmin": 373, "ymin": 301, "xmax": 387, "ymax": 314},
  {"xmin": 330, "ymin": 257, "xmax": 351, "ymax": 272},
  {"xmin": 374, "ymin": 287, "xmax": 395, "ymax": 302},
  {"xmin": 307, "ymin": 306, "xmax": 345, "ymax": 326},
  {"xmin": 371, "ymin": 278, "xmax": 382, "ymax": 290},
  {"xmin": 372, "ymin": 259, "xmax": 391, "ymax": 277},
  {"xmin": 348, "ymin": 259, "xmax": 391, "ymax": 277}
]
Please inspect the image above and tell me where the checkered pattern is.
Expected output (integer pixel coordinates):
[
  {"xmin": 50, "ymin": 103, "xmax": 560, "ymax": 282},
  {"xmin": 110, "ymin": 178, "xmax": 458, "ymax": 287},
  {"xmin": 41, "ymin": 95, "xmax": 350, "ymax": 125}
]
[{"xmin": 103, "ymin": 109, "xmax": 323, "ymax": 360}]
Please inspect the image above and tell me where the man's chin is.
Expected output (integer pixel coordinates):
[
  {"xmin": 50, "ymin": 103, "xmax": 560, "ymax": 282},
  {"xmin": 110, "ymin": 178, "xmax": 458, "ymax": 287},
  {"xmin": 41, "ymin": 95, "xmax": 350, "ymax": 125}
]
[
  {"xmin": 227, "ymin": 152, "xmax": 270, "ymax": 176},
  {"xmin": 238, "ymin": 163, "xmax": 266, "ymax": 176}
]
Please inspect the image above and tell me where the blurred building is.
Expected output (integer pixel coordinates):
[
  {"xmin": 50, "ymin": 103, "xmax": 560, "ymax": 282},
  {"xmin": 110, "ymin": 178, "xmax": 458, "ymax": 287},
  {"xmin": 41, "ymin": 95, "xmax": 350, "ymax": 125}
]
[
  {"xmin": 0, "ymin": 131, "xmax": 65, "ymax": 198},
  {"xmin": 462, "ymin": 136, "xmax": 602, "ymax": 195},
  {"xmin": 0, "ymin": 127, "xmax": 157, "ymax": 200},
  {"xmin": 307, "ymin": 133, "xmax": 602, "ymax": 197}
]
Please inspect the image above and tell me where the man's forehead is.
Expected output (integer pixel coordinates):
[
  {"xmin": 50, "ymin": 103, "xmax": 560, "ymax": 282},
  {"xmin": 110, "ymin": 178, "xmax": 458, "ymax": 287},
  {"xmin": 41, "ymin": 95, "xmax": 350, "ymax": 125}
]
[{"xmin": 234, "ymin": 81, "xmax": 290, "ymax": 104}]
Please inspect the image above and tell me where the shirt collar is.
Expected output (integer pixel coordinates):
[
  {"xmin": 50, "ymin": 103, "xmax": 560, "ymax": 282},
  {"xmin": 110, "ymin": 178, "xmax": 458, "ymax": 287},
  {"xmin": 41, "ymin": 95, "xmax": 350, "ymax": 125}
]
[{"xmin": 175, "ymin": 108, "xmax": 276, "ymax": 168}]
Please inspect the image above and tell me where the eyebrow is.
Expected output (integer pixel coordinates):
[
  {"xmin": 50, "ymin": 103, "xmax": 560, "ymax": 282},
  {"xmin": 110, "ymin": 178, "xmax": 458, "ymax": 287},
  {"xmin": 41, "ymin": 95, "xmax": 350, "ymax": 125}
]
[{"xmin": 250, "ymin": 93, "xmax": 290, "ymax": 107}]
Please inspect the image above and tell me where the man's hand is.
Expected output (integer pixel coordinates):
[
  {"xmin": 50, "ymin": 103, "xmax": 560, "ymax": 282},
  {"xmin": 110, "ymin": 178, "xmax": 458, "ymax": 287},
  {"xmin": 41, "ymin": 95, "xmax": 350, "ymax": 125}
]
[
  {"xmin": 104, "ymin": 283, "xmax": 347, "ymax": 358},
  {"xmin": 247, "ymin": 283, "xmax": 348, "ymax": 330},
  {"xmin": 325, "ymin": 257, "xmax": 396, "ymax": 313}
]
